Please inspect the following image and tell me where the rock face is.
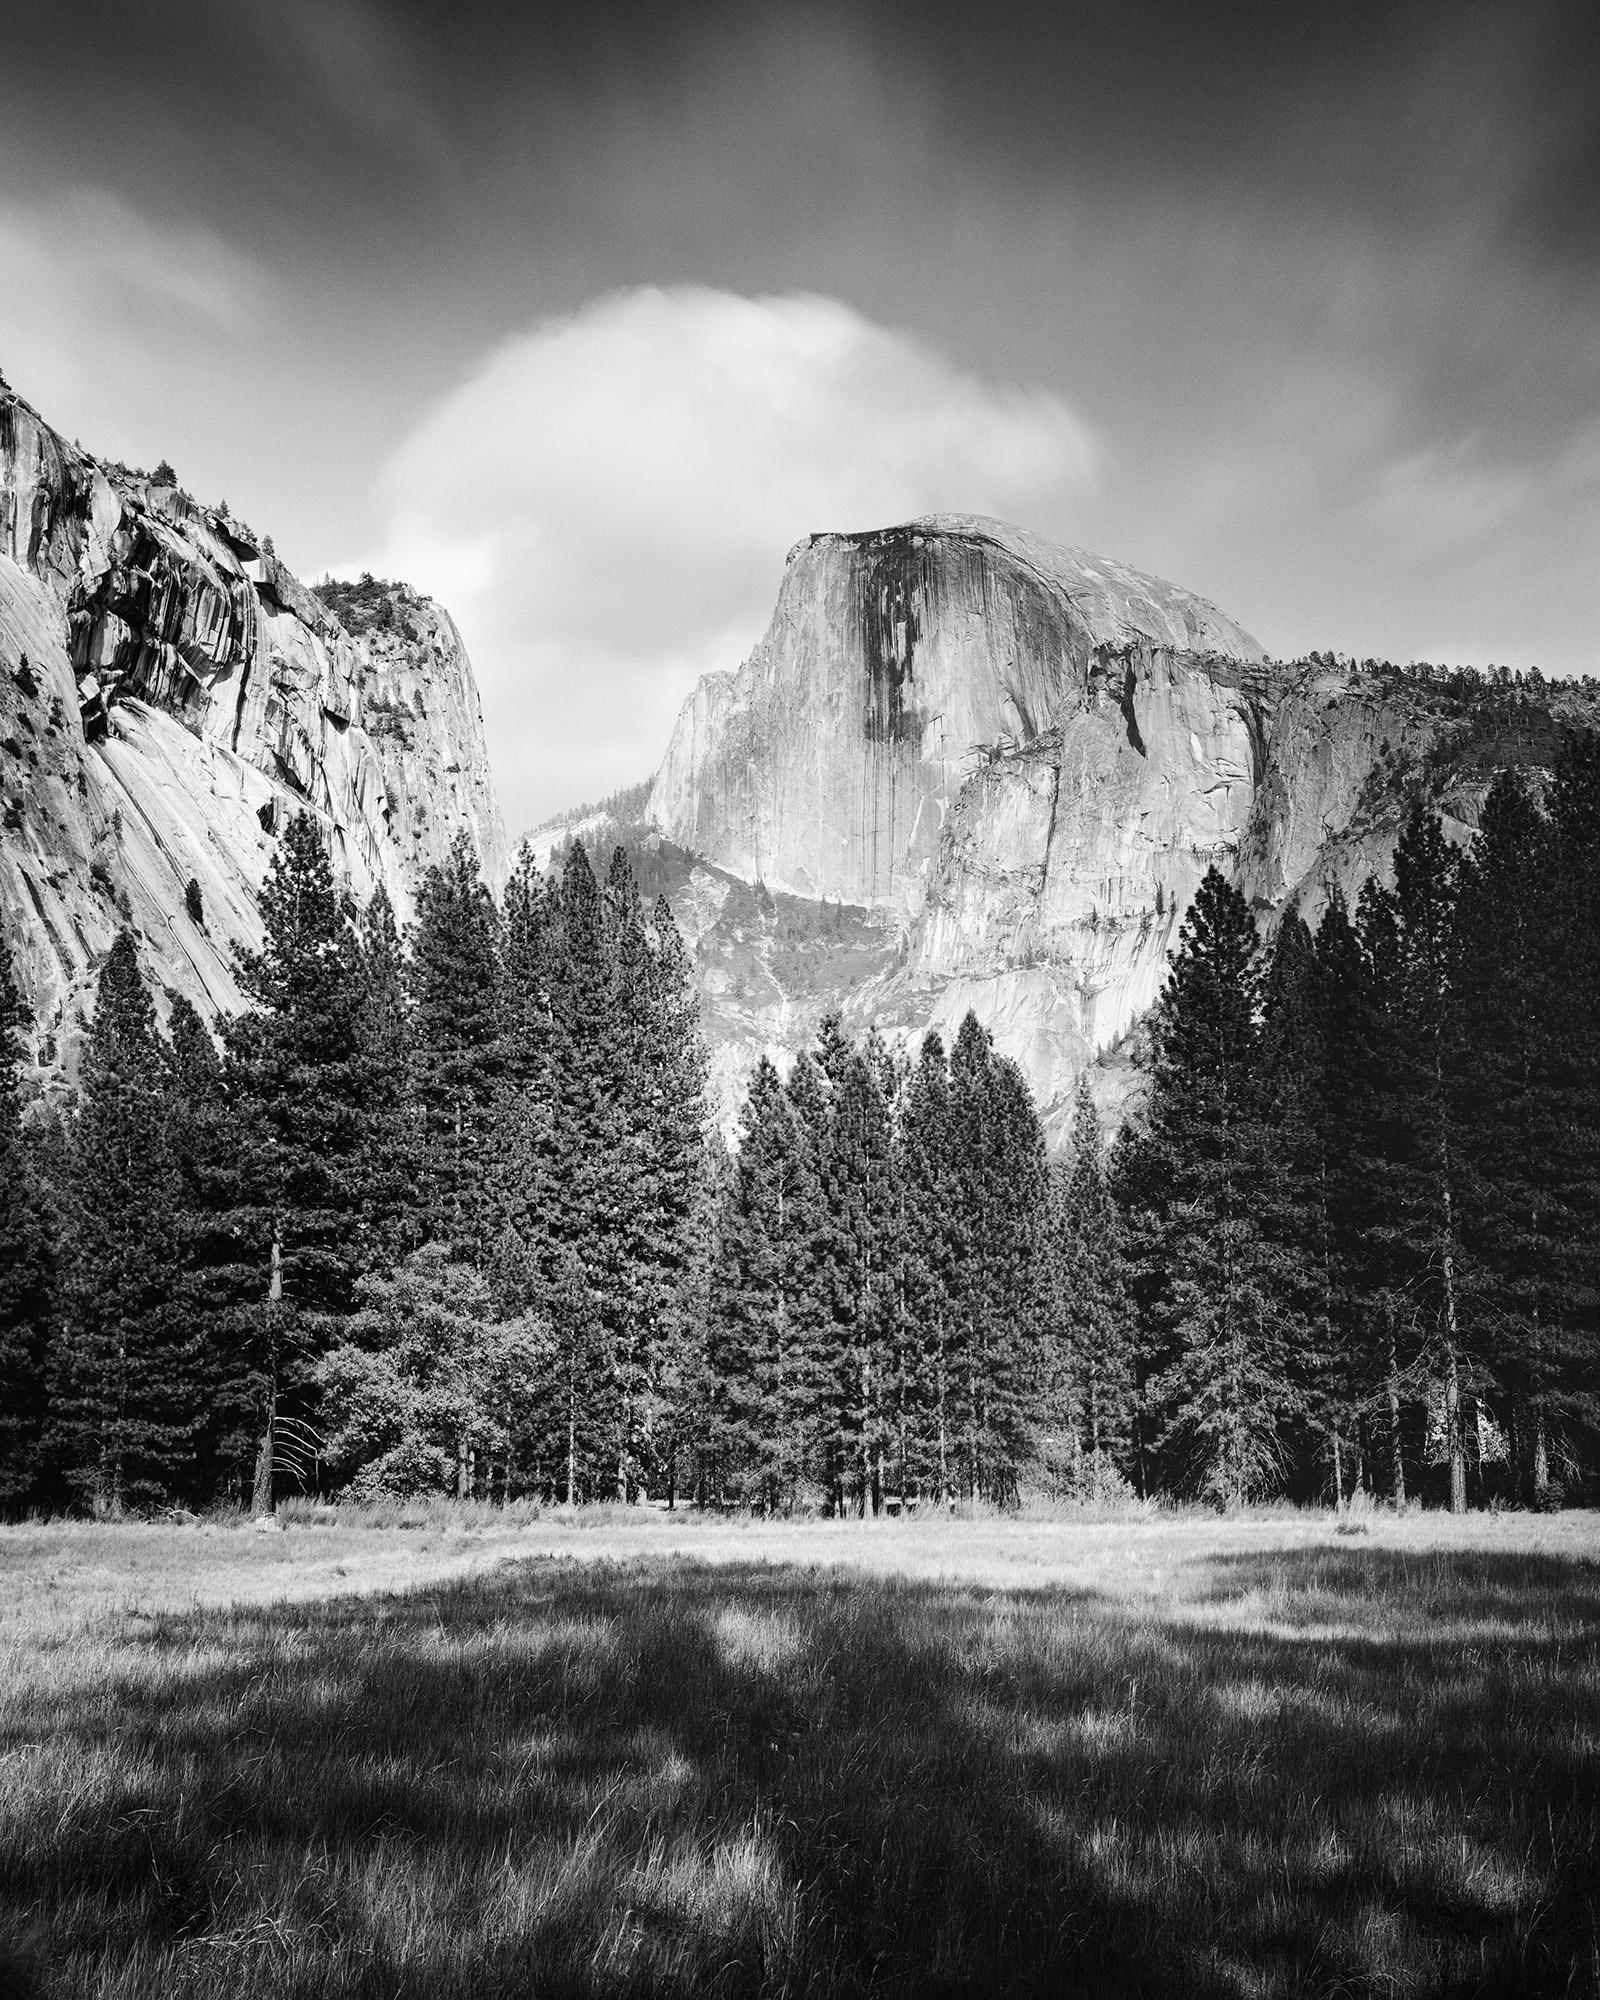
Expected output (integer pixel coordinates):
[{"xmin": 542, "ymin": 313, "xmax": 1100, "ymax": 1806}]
[
  {"xmin": 648, "ymin": 516, "xmax": 1598, "ymax": 1135},
  {"xmin": 0, "ymin": 379, "xmax": 506, "ymax": 1086}
]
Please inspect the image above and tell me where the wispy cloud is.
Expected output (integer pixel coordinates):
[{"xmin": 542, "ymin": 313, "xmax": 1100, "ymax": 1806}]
[
  {"xmin": 363, "ymin": 286, "xmax": 1098, "ymax": 829},
  {"xmin": 1373, "ymin": 426, "xmax": 1600, "ymax": 563},
  {"xmin": 0, "ymin": 189, "xmax": 268, "ymax": 423}
]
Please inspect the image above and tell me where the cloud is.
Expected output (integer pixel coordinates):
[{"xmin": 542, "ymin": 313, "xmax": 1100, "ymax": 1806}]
[
  {"xmin": 0, "ymin": 188, "xmax": 268, "ymax": 428},
  {"xmin": 364, "ymin": 286, "xmax": 1098, "ymax": 832},
  {"xmin": 1372, "ymin": 426, "xmax": 1600, "ymax": 565}
]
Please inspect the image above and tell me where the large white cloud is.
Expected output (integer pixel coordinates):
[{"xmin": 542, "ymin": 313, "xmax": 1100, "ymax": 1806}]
[{"xmin": 366, "ymin": 287, "xmax": 1098, "ymax": 832}]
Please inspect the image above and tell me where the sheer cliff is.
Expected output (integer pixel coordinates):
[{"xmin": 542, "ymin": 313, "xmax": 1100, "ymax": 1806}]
[
  {"xmin": 647, "ymin": 516, "xmax": 1598, "ymax": 1134},
  {"xmin": 0, "ymin": 378, "xmax": 506, "ymax": 1085}
]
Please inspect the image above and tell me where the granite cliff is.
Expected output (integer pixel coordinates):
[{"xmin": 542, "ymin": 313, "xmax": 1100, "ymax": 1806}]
[
  {"xmin": 643, "ymin": 516, "xmax": 1598, "ymax": 1135},
  {"xmin": 0, "ymin": 378, "xmax": 506, "ymax": 1085}
]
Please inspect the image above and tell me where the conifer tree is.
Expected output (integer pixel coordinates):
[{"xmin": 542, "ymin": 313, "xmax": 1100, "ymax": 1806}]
[
  {"xmin": 601, "ymin": 845, "xmax": 660, "ymax": 1491},
  {"xmin": 780, "ymin": 1046, "xmax": 836, "ymax": 1499},
  {"xmin": 1134, "ymin": 868, "xmax": 1302, "ymax": 1505},
  {"xmin": 1543, "ymin": 732, "xmax": 1600, "ymax": 1488},
  {"xmin": 707, "ymin": 1056, "xmax": 796, "ymax": 1507},
  {"xmin": 1260, "ymin": 912, "xmax": 1352, "ymax": 1498},
  {"xmin": 224, "ymin": 811, "xmax": 372, "ymax": 1511},
  {"xmin": 0, "ymin": 934, "xmax": 51, "ymax": 1506},
  {"xmin": 1391, "ymin": 804, "xmax": 1473, "ymax": 1511},
  {"xmin": 484, "ymin": 849, "xmax": 561, "ymax": 1279},
  {"xmin": 46, "ymin": 933, "xmax": 198, "ymax": 1510},
  {"xmin": 636, "ymin": 892, "xmax": 710, "ymax": 1503},
  {"xmin": 946, "ymin": 1012, "xmax": 1047, "ymax": 1502},
  {"xmin": 354, "ymin": 883, "xmax": 417, "ymax": 1268},
  {"xmin": 1351, "ymin": 875, "xmax": 1421, "ymax": 1504},
  {"xmin": 896, "ymin": 1031, "xmax": 959, "ymax": 1501},
  {"xmin": 1307, "ymin": 890, "xmax": 1388, "ymax": 1498},
  {"xmin": 1044, "ymin": 1077, "xmax": 1136, "ymax": 1496},
  {"xmin": 411, "ymin": 830, "xmax": 502, "ymax": 1256},
  {"xmin": 548, "ymin": 1245, "xmax": 614, "ymax": 1503},
  {"xmin": 826, "ymin": 1031, "xmax": 898, "ymax": 1512},
  {"xmin": 162, "ymin": 992, "xmax": 240, "ymax": 1497},
  {"xmin": 554, "ymin": 842, "xmax": 630, "ymax": 1492},
  {"xmin": 1452, "ymin": 771, "xmax": 1562, "ymax": 1500}
]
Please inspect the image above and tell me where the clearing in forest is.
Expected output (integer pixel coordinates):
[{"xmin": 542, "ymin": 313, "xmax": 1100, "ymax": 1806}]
[{"xmin": 2, "ymin": 1509, "xmax": 1596, "ymax": 1997}]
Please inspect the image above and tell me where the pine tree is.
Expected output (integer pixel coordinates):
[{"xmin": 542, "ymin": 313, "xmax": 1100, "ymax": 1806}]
[
  {"xmin": 354, "ymin": 884, "xmax": 417, "ymax": 1268},
  {"xmin": 46, "ymin": 933, "xmax": 198, "ymax": 1510},
  {"xmin": 1543, "ymin": 732, "xmax": 1600, "ymax": 1490},
  {"xmin": 161, "ymin": 992, "xmax": 242, "ymax": 1499},
  {"xmin": 1308, "ymin": 890, "xmax": 1388, "ymax": 1500},
  {"xmin": 411, "ymin": 830, "xmax": 502, "ymax": 1257},
  {"xmin": 601, "ymin": 845, "xmax": 662, "ymax": 1494},
  {"xmin": 1452, "ymin": 771, "xmax": 1563, "ymax": 1501},
  {"xmin": 1260, "ymin": 912, "xmax": 1351, "ymax": 1499},
  {"xmin": 1351, "ymin": 875, "xmax": 1423, "ymax": 1505},
  {"xmin": 0, "ymin": 934, "xmax": 52, "ymax": 1506},
  {"xmin": 224, "ymin": 811, "xmax": 372, "ymax": 1512},
  {"xmin": 896, "ymin": 1031, "xmax": 960, "ymax": 1502},
  {"xmin": 1134, "ymin": 868, "xmax": 1302, "ymax": 1505},
  {"xmin": 548, "ymin": 1245, "xmax": 614, "ymax": 1504},
  {"xmin": 1391, "ymin": 804, "xmax": 1473, "ymax": 1512},
  {"xmin": 707, "ymin": 1056, "xmax": 796, "ymax": 1508},
  {"xmin": 484, "ymin": 849, "xmax": 561, "ymax": 1283},
  {"xmin": 1043, "ymin": 1078, "xmax": 1136, "ymax": 1498},
  {"xmin": 780, "ymin": 1046, "xmax": 837, "ymax": 1502},
  {"xmin": 826, "ymin": 1031, "xmax": 898, "ymax": 1513},
  {"xmin": 945, "ymin": 1012, "xmax": 1047, "ymax": 1503},
  {"xmin": 635, "ymin": 892, "xmax": 710, "ymax": 1504}
]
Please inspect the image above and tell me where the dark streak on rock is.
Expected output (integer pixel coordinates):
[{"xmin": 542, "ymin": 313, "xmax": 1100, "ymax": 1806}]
[
  {"xmin": 850, "ymin": 529, "xmax": 930, "ymax": 748},
  {"xmin": 1120, "ymin": 661, "xmax": 1147, "ymax": 758},
  {"xmin": 16, "ymin": 866, "xmax": 74, "ymax": 977}
]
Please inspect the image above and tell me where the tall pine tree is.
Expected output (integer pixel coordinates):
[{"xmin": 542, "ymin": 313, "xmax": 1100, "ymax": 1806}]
[
  {"xmin": 411, "ymin": 829, "xmax": 502, "ymax": 1257},
  {"xmin": 1042, "ymin": 1077, "xmax": 1136, "ymax": 1498},
  {"xmin": 1133, "ymin": 868, "xmax": 1304, "ymax": 1505},
  {"xmin": 0, "ymin": 934, "xmax": 52, "ymax": 1507},
  {"xmin": 46, "ymin": 933, "xmax": 198, "ymax": 1511},
  {"xmin": 224, "ymin": 812, "xmax": 374, "ymax": 1511}
]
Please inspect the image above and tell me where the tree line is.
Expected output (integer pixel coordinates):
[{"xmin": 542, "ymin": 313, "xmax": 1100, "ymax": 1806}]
[
  {"xmin": 0, "ymin": 819, "xmax": 707, "ymax": 1513},
  {"xmin": 1, "ymin": 732, "xmax": 1596, "ymax": 1514}
]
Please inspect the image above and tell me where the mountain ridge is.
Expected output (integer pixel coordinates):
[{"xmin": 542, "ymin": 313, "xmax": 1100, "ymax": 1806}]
[
  {"xmin": 0, "ymin": 375, "xmax": 506, "ymax": 1089},
  {"xmin": 625, "ymin": 515, "xmax": 1600, "ymax": 1136}
]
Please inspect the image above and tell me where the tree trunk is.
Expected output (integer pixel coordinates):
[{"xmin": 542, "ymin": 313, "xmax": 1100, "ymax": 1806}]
[
  {"xmin": 1332, "ymin": 1432, "xmax": 1345, "ymax": 1512},
  {"xmin": 252, "ymin": 1230, "xmax": 282, "ymax": 1518},
  {"xmin": 936, "ymin": 1340, "xmax": 948, "ymax": 1505},
  {"xmin": 566, "ymin": 1364, "xmax": 577, "ymax": 1508},
  {"xmin": 1435, "ymin": 1068, "xmax": 1467, "ymax": 1515},
  {"xmin": 1444, "ymin": 1335, "xmax": 1467, "ymax": 1515},
  {"xmin": 1385, "ymin": 1302, "xmax": 1406, "ymax": 1506}
]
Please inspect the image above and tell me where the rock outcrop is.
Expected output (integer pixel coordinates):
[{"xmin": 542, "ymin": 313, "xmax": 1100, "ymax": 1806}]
[
  {"xmin": 0, "ymin": 378, "xmax": 506, "ymax": 1086},
  {"xmin": 647, "ymin": 516, "xmax": 1598, "ymax": 1135}
]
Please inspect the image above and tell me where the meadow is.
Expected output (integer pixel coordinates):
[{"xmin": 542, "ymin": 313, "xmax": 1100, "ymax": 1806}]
[{"xmin": 1, "ymin": 1507, "xmax": 1597, "ymax": 1997}]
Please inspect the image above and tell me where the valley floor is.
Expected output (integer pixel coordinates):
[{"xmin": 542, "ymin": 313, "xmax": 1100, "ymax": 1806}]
[{"xmin": 2, "ymin": 1508, "xmax": 1597, "ymax": 1996}]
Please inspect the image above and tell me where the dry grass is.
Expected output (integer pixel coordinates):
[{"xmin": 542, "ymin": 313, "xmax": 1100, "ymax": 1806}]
[{"xmin": 2, "ymin": 1508, "xmax": 1597, "ymax": 1996}]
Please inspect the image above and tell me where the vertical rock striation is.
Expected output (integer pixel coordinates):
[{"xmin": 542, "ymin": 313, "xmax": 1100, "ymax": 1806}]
[{"xmin": 0, "ymin": 378, "xmax": 506, "ymax": 1086}]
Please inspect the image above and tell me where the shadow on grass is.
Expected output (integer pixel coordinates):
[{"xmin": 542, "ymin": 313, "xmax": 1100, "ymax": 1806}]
[{"xmin": 2, "ymin": 1546, "xmax": 1597, "ymax": 1997}]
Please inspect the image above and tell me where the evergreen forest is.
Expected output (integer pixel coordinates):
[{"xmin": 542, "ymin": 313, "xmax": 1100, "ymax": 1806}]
[{"xmin": 2, "ymin": 733, "xmax": 1597, "ymax": 1517}]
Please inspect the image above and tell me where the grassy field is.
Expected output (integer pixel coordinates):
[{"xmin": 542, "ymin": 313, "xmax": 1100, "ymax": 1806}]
[{"xmin": 2, "ymin": 1508, "xmax": 1597, "ymax": 1997}]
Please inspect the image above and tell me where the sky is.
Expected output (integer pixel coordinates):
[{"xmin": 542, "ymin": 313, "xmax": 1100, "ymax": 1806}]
[{"xmin": 2, "ymin": 0, "xmax": 1597, "ymax": 831}]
